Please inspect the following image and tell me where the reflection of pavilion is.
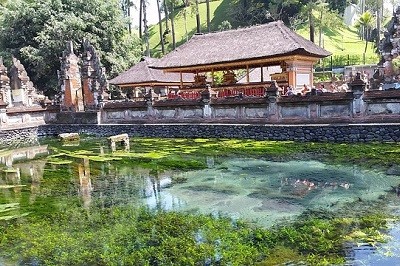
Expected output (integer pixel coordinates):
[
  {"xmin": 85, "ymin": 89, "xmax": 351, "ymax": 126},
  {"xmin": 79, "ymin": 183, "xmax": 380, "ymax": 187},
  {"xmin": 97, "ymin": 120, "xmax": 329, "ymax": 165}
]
[
  {"xmin": 0, "ymin": 145, "xmax": 48, "ymax": 203},
  {"xmin": 151, "ymin": 21, "xmax": 331, "ymax": 96},
  {"xmin": 78, "ymin": 158, "xmax": 93, "ymax": 209},
  {"xmin": 0, "ymin": 145, "xmax": 49, "ymax": 168}
]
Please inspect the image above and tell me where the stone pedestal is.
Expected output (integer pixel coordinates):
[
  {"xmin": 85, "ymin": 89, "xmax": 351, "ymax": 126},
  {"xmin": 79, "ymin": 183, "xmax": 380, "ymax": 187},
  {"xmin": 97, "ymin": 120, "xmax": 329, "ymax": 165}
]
[
  {"xmin": 201, "ymin": 88, "xmax": 212, "ymax": 118},
  {"xmin": 266, "ymin": 81, "xmax": 280, "ymax": 121},
  {"xmin": 350, "ymin": 72, "xmax": 366, "ymax": 116}
]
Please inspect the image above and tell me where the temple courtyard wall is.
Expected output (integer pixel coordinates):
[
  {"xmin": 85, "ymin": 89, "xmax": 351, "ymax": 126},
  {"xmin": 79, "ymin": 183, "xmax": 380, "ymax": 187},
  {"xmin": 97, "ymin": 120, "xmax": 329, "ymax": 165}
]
[{"xmin": 98, "ymin": 90, "xmax": 400, "ymax": 124}]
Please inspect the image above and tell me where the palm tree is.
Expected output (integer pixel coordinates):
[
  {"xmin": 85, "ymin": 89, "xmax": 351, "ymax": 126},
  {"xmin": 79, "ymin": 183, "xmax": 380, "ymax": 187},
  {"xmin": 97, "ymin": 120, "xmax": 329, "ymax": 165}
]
[
  {"xmin": 356, "ymin": 11, "xmax": 375, "ymax": 54},
  {"xmin": 167, "ymin": 0, "xmax": 177, "ymax": 49},
  {"xmin": 195, "ymin": 0, "xmax": 200, "ymax": 34},
  {"xmin": 120, "ymin": 0, "xmax": 135, "ymax": 33},
  {"xmin": 316, "ymin": 1, "xmax": 328, "ymax": 48},
  {"xmin": 302, "ymin": 0, "xmax": 327, "ymax": 44},
  {"xmin": 142, "ymin": 0, "xmax": 150, "ymax": 56},
  {"xmin": 163, "ymin": 0, "xmax": 170, "ymax": 36},
  {"xmin": 206, "ymin": 0, "xmax": 210, "ymax": 32},
  {"xmin": 303, "ymin": 1, "xmax": 318, "ymax": 43},
  {"xmin": 156, "ymin": 0, "xmax": 165, "ymax": 54},
  {"xmin": 139, "ymin": 0, "xmax": 143, "ymax": 39},
  {"xmin": 183, "ymin": 0, "xmax": 189, "ymax": 41}
]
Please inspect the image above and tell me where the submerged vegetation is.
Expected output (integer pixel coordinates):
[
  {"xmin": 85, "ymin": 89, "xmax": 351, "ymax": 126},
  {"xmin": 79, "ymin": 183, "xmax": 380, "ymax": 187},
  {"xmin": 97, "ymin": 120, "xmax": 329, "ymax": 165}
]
[
  {"xmin": 0, "ymin": 204, "xmax": 393, "ymax": 265},
  {"xmin": 1, "ymin": 137, "xmax": 400, "ymax": 265}
]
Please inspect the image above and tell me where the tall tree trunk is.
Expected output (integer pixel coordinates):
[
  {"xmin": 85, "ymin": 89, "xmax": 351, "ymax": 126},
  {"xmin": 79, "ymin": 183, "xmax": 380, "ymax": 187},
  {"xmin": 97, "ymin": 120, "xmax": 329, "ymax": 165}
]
[
  {"xmin": 163, "ymin": 0, "xmax": 170, "ymax": 33},
  {"xmin": 195, "ymin": 0, "xmax": 201, "ymax": 34},
  {"xmin": 309, "ymin": 11, "xmax": 315, "ymax": 43},
  {"xmin": 184, "ymin": 1, "xmax": 188, "ymax": 41},
  {"xmin": 142, "ymin": 0, "xmax": 150, "ymax": 56},
  {"xmin": 139, "ymin": 0, "xmax": 143, "ymax": 39},
  {"xmin": 376, "ymin": 2, "xmax": 382, "ymax": 48},
  {"xmin": 156, "ymin": 0, "xmax": 165, "ymax": 54},
  {"xmin": 206, "ymin": 0, "xmax": 210, "ymax": 32},
  {"xmin": 318, "ymin": 9, "xmax": 323, "ymax": 47},
  {"xmin": 171, "ymin": 2, "xmax": 176, "ymax": 49},
  {"xmin": 127, "ymin": 4, "xmax": 131, "ymax": 33}
]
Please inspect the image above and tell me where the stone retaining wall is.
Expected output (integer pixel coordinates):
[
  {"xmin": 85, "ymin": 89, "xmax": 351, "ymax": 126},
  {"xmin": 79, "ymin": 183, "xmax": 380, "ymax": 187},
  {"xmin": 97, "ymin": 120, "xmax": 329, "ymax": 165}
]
[
  {"xmin": 36, "ymin": 123, "xmax": 400, "ymax": 143},
  {"xmin": 2, "ymin": 123, "xmax": 400, "ymax": 147},
  {"xmin": 0, "ymin": 126, "xmax": 39, "ymax": 147}
]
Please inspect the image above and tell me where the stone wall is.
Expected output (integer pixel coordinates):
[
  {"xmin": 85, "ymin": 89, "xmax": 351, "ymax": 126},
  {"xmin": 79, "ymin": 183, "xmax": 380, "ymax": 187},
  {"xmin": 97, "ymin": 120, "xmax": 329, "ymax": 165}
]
[
  {"xmin": 1, "ymin": 122, "xmax": 400, "ymax": 147},
  {"xmin": 98, "ymin": 90, "xmax": 400, "ymax": 124},
  {"xmin": 37, "ymin": 123, "xmax": 400, "ymax": 143},
  {"xmin": 0, "ymin": 126, "xmax": 39, "ymax": 147},
  {"xmin": 1, "ymin": 107, "xmax": 48, "ymax": 129}
]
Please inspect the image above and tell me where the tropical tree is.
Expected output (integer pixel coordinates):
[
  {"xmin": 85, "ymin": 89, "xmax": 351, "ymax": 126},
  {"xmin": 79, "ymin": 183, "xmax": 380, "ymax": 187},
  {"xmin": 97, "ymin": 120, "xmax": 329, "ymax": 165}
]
[
  {"xmin": 356, "ymin": 11, "xmax": 375, "ymax": 53},
  {"xmin": 206, "ymin": 0, "xmax": 210, "ymax": 32},
  {"xmin": 156, "ymin": 0, "xmax": 165, "ymax": 54},
  {"xmin": 121, "ymin": 0, "xmax": 134, "ymax": 33},
  {"xmin": 139, "ymin": 0, "xmax": 143, "ymax": 39},
  {"xmin": 162, "ymin": 0, "xmax": 170, "ymax": 38},
  {"xmin": 183, "ymin": 0, "xmax": 189, "ymax": 41},
  {"xmin": 364, "ymin": 0, "xmax": 383, "ymax": 49},
  {"xmin": 142, "ymin": 0, "xmax": 150, "ymax": 56},
  {"xmin": 166, "ymin": 0, "xmax": 179, "ymax": 49},
  {"xmin": 195, "ymin": 0, "xmax": 200, "ymax": 34},
  {"xmin": 0, "ymin": 0, "xmax": 142, "ymax": 96}
]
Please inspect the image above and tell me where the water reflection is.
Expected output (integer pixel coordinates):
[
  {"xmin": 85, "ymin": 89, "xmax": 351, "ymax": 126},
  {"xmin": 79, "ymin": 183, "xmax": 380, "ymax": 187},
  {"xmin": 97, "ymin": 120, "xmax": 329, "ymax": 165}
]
[
  {"xmin": 1, "ymin": 145, "xmax": 400, "ymax": 264},
  {"xmin": 78, "ymin": 158, "xmax": 93, "ymax": 209}
]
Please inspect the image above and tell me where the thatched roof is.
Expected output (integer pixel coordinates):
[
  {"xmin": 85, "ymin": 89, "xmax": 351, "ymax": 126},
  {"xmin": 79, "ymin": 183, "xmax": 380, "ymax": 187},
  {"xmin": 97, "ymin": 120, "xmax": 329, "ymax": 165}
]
[
  {"xmin": 109, "ymin": 57, "xmax": 194, "ymax": 87},
  {"xmin": 151, "ymin": 21, "xmax": 331, "ymax": 72}
]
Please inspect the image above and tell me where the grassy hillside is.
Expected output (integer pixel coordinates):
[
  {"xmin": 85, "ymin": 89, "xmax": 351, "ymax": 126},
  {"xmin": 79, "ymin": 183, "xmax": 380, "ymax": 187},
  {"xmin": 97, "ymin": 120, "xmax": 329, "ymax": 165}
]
[
  {"xmin": 148, "ymin": 0, "xmax": 379, "ymax": 65},
  {"xmin": 149, "ymin": 0, "xmax": 229, "ymax": 57}
]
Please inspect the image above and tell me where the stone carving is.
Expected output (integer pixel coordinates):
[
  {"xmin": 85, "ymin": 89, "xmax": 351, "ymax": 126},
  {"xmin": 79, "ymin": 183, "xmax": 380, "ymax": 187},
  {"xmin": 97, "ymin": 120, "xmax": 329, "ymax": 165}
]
[
  {"xmin": 58, "ymin": 41, "xmax": 84, "ymax": 111},
  {"xmin": 377, "ymin": 6, "xmax": 400, "ymax": 89},
  {"xmin": 58, "ymin": 40, "xmax": 108, "ymax": 112},
  {"xmin": 9, "ymin": 57, "xmax": 40, "ymax": 106},
  {"xmin": 0, "ymin": 58, "xmax": 11, "ymax": 107},
  {"xmin": 81, "ymin": 39, "xmax": 108, "ymax": 108}
]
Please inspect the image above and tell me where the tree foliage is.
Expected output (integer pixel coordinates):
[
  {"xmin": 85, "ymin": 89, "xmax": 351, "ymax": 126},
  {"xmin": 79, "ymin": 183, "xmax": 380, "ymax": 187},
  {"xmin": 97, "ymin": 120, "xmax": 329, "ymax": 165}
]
[
  {"xmin": 228, "ymin": 0, "xmax": 357, "ymax": 29},
  {"xmin": 0, "ymin": 0, "xmax": 142, "ymax": 96}
]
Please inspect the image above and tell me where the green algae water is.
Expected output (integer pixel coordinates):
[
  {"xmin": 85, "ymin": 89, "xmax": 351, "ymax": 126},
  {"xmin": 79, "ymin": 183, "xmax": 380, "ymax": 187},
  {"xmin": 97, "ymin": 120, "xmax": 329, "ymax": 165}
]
[{"xmin": 1, "ymin": 137, "xmax": 400, "ymax": 265}]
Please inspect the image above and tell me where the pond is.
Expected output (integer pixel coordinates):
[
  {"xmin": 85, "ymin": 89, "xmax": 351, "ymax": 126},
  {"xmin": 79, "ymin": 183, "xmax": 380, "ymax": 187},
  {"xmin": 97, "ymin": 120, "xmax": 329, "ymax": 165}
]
[{"xmin": 1, "ymin": 137, "xmax": 400, "ymax": 265}]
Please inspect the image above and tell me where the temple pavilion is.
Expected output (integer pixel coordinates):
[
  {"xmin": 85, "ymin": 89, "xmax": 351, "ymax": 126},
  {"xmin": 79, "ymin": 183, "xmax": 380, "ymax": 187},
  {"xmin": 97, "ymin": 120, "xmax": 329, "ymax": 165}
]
[
  {"xmin": 151, "ymin": 20, "xmax": 331, "ymax": 97},
  {"xmin": 109, "ymin": 57, "xmax": 194, "ymax": 100}
]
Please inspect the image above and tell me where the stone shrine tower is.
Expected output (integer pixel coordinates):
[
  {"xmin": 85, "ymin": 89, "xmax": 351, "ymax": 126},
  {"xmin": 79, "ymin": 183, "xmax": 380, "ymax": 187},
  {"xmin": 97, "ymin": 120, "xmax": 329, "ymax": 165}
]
[
  {"xmin": 9, "ymin": 57, "xmax": 37, "ymax": 107},
  {"xmin": 58, "ymin": 41, "xmax": 84, "ymax": 111},
  {"xmin": 81, "ymin": 39, "xmax": 108, "ymax": 109},
  {"xmin": 0, "ymin": 58, "xmax": 11, "ymax": 107},
  {"xmin": 58, "ymin": 40, "xmax": 108, "ymax": 112}
]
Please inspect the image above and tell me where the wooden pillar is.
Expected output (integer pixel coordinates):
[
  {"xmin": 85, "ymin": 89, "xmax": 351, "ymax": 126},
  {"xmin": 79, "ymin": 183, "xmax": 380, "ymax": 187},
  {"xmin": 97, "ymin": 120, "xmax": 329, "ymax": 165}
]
[
  {"xmin": 211, "ymin": 69, "xmax": 215, "ymax": 86},
  {"xmin": 246, "ymin": 65, "xmax": 250, "ymax": 83},
  {"xmin": 180, "ymin": 72, "xmax": 183, "ymax": 89},
  {"xmin": 261, "ymin": 66, "xmax": 264, "ymax": 82}
]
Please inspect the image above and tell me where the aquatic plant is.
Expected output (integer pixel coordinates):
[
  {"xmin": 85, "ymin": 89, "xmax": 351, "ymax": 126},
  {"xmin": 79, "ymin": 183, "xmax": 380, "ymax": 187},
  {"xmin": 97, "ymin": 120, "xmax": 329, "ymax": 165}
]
[{"xmin": 1, "ymin": 137, "xmax": 399, "ymax": 265}]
